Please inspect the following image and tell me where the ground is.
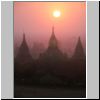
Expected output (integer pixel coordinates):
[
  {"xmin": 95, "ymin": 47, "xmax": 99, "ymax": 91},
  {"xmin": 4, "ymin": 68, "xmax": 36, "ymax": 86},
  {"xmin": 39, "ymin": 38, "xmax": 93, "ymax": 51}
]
[{"xmin": 14, "ymin": 85, "xmax": 86, "ymax": 98}]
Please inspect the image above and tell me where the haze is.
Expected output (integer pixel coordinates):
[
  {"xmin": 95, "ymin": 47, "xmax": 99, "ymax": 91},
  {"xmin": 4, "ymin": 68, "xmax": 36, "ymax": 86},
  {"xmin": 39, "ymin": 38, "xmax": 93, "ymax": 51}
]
[{"xmin": 14, "ymin": 2, "xmax": 86, "ymax": 56}]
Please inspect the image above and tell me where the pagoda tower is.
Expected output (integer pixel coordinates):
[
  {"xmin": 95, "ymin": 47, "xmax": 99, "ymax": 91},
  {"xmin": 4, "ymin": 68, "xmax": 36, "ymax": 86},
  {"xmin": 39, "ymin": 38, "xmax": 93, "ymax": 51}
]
[
  {"xmin": 15, "ymin": 33, "xmax": 33, "ymax": 63},
  {"xmin": 40, "ymin": 26, "xmax": 67, "ymax": 61},
  {"xmin": 72, "ymin": 37, "xmax": 85, "ymax": 60},
  {"xmin": 48, "ymin": 26, "xmax": 58, "ymax": 49}
]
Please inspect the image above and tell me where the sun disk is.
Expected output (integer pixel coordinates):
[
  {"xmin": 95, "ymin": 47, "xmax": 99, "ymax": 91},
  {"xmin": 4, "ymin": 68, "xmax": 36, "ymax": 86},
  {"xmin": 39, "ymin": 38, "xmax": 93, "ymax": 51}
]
[{"xmin": 53, "ymin": 10, "xmax": 61, "ymax": 18}]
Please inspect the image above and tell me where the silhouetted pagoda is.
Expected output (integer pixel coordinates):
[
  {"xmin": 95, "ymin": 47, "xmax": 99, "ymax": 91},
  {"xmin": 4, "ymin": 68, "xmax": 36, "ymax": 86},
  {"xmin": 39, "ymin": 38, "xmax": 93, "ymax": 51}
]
[
  {"xmin": 15, "ymin": 33, "xmax": 33, "ymax": 63},
  {"xmin": 40, "ymin": 26, "xmax": 67, "ymax": 61},
  {"xmin": 38, "ymin": 26, "xmax": 67, "ymax": 76},
  {"xmin": 72, "ymin": 37, "xmax": 85, "ymax": 60},
  {"xmin": 15, "ymin": 33, "xmax": 35, "ymax": 80}
]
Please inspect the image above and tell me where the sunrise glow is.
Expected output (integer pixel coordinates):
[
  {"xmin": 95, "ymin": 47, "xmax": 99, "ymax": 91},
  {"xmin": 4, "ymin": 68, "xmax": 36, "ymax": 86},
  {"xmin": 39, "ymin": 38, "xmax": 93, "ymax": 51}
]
[
  {"xmin": 53, "ymin": 10, "xmax": 61, "ymax": 18},
  {"xmin": 14, "ymin": 2, "xmax": 86, "ymax": 56}
]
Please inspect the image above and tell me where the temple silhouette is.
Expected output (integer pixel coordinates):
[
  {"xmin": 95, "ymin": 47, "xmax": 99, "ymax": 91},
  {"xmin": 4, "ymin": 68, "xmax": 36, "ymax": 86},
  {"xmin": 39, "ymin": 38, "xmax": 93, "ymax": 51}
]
[
  {"xmin": 39, "ymin": 26, "xmax": 67, "ymax": 61},
  {"xmin": 14, "ymin": 27, "xmax": 86, "ymax": 87},
  {"xmin": 72, "ymin": 37, "xmax": 85, "ymax": 60},
  {"xmin": 15, "ymin": 33, "xmax": 34, "ymax": 79},
  {"xmin": 16, "ymin": 33, "xmax": 33, "ymax": 63}
]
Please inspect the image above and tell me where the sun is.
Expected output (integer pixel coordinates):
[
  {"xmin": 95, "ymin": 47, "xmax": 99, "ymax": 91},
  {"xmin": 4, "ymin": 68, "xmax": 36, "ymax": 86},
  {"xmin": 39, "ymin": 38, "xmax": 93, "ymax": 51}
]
[{"xmin": 53, "ymin": 10, "xmax": 61, "ymax": 18}]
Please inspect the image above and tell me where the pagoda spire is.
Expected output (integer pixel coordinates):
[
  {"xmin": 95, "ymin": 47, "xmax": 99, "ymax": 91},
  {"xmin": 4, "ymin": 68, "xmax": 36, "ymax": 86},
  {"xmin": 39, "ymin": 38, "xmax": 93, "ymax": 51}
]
[
  {"xmin": 40, "ymin": 27, "xmax": 66, "ymax": 61},
  {"xmin": 72, "ymin": 36, "xmax": 85, "ymax": 59},
  {"xmin": 16, "ymin": 32, "xmax": 33, "ymax": 62},
  {"xmin": 52, "ymin": 26, "xmax": 54, "ymax": 34},
  {"xmin": 48, "ymin": 26, "xmax": 58, "ymax": 49},
  {"xmin": 50, "ymin": 26, "xmax": 56, "ymax": 40},
  {"xmin": 22, "ymin": 33, "xmax": 26, "ymax": 42}
]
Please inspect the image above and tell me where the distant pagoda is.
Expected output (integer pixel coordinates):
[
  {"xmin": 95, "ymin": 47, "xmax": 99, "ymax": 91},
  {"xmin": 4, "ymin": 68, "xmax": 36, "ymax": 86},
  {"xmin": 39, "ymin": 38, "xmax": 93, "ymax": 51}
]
[
  {"xmin": 48, "ymin": 26, "xmax": 58, "ymax": 50},
  {"xmin": 72, "ymin": 37, "xmax": 85, "ymax": 60},
  {"xmin": 15, "ymin": 33, "xmax": 33, "ymax": 63},
  {"xmin": 40, "ymin": 26, "xmax": 67, "ymax": 61}
]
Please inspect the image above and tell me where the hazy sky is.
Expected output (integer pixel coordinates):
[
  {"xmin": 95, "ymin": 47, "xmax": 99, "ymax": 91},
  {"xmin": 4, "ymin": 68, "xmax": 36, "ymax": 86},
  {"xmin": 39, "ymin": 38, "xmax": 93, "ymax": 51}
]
[{"xmin": 14, "ymin": 2, "xmax": 86, "ymax": 56}]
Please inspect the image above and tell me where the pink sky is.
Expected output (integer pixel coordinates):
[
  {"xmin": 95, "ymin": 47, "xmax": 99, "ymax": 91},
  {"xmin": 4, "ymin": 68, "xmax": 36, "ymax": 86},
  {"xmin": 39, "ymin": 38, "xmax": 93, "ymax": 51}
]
[{"xmin": 14, "ymin": 2, "xmax": 86, "ymax": 56}]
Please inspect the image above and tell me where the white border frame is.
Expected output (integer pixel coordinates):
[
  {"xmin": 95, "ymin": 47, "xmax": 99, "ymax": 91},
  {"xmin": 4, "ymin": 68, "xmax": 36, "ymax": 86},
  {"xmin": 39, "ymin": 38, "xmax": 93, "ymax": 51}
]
[{"xmin": 1, "ymin": 1, "xmax": 99, "ymax": 99}]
